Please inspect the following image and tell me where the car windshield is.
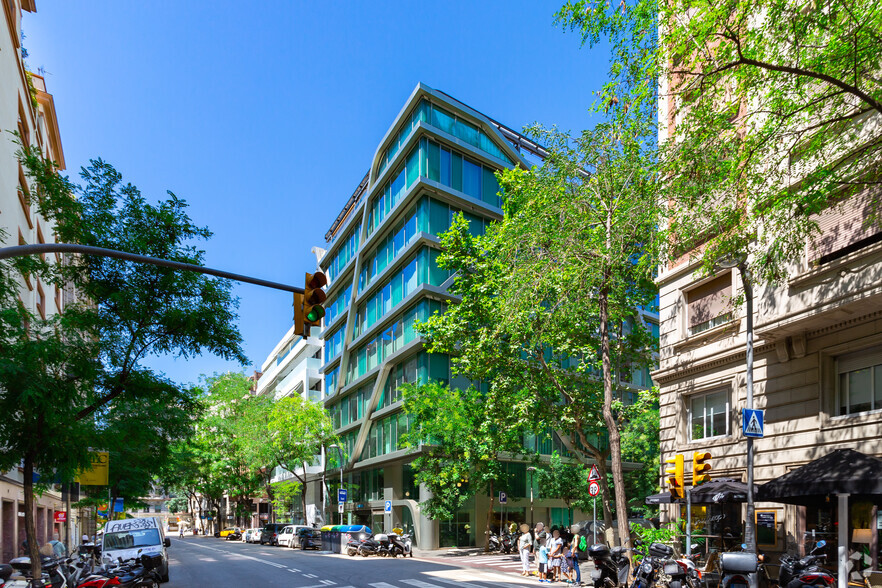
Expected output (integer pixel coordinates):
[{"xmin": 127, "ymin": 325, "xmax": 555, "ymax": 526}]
[{"xmin": 104, "ymin": 529, "xmax": 161, "ymax": 550}]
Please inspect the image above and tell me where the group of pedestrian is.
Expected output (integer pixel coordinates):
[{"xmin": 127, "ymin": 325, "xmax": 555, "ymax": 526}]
[{"xmin": 519, "ymin": 522, "xmax": 586, "ymax": 585}]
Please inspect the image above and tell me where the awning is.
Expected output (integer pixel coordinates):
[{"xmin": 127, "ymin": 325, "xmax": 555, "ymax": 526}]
[
  {"xmin": 690, "ymin": 478, "xmax": 757, "ymax": 504},
  {"xmin": 645, "ymin": 492, "xmax": 682, "ymax": 505},
  {"xmin": 756, "ymin": 448, "xmax": 882, "ymax": 505}
]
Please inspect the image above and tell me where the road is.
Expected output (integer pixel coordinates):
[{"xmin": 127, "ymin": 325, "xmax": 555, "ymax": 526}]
[{"xmin": 165, "ymin": 537, "xmax": 542, "ymax": 588}]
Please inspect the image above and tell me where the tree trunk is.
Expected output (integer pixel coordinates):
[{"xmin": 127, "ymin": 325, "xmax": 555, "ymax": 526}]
[
  {"xmin": 23, "ymin": 452, "xmax": 42, "ymax": 580},
  {"xmin": 484, "ymin": 481, "xmax": 494, "ymax": 552},
  {"xmin": 599, "ymin": 285, "xmax": 630, "ymax": 548}
]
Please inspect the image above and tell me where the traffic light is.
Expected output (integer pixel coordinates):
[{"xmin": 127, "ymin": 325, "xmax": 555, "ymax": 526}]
[
  {"xmin": 302, "ymin": 271, "xmax": 328, "ymax": 335},
  {"xmin": 293, "ymin": 291, "xmax": 305, "ymax": 336},
  {"xmin": 665, "ymin": 454, "xmax": 684, "ymax": 499},
  {"xmin": 693, "ymin": 451, "xmax": 712, "ymax": 486}
]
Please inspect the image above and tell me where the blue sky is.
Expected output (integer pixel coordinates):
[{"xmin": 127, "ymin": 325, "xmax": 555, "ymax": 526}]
[{"xmin": 23, "ymin": 1, "xmax": 611, "ymax": 387}]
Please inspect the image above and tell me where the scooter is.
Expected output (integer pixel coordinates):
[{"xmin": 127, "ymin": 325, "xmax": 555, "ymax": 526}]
[
  {"xmin": 7, "ymin": 555, "xmax": 69, "ymax": 588},
  {"xmin": 357, "ymin": 535, "xmax": 380, "ymax": 557},
  {"xmin": 588, "ymin": 543, "xmax": 631, "ymax": 588},
  {"xmin": 389, "ymin": 532, "xmax": 413, "ymax": 558},
  {"xmin": 778, "ymin": 540, "xmax": 835, "ymax": 588},
  {"xmin": 720, "ymin": 545, "xmax": 759, "ymax": 588},
  {"xmin": 486, "ymin": 533, "xmax": 501, "ymax": 552}
]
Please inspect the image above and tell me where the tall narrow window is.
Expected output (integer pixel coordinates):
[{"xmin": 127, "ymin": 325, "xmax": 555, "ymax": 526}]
[
  {"xmin": 836, "ymin": 348, "xmax": 882, "ymax": 416},
  {"xmin": 689, "ymin": 390, "xmax": 729, "ymax": 440}
]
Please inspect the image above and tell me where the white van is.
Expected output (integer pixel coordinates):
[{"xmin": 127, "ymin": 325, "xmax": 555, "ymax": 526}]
[{"xmin": 102, "ymin": 517, "xmax": 170, "ymax": 582}]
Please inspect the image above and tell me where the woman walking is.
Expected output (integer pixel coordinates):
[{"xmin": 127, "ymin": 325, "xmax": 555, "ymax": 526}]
[{"xmin": 518, "ymin": 523, "xmax": 532, "ymax": 577}]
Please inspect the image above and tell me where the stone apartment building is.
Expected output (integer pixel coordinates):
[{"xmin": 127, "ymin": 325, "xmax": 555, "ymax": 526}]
[
  {"xmin": 656, "ymin": 86, "xmax": 882, "ymax": 569},
  {"xmin": 0, "ymin": 0, "xmax": 74, "ymax": 559}
]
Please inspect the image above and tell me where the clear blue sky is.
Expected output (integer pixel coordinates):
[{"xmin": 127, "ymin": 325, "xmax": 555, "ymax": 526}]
[{"xmin": 24, "ymin": 1, "xmax": 611, "ymax": 387}]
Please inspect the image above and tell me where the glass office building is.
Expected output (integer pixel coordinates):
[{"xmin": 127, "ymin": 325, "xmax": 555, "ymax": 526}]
[{"xmin": 317, "ymin": 84, "xmax": 657, "ymax": 548}]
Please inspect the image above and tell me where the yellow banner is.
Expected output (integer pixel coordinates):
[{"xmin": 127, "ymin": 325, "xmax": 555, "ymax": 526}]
[{"xmin": 76, "ymin": 451, "xmax": 109, "ymax": 485}]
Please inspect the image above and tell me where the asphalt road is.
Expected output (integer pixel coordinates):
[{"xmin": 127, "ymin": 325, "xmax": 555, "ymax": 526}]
[{"xmin": 165, "ymin": 537, "xmax": 541, "ymax": 588}]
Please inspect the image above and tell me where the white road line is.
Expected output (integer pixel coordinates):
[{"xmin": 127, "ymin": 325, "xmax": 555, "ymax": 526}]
[
  {"xmin": 320, "ymin": 581, "xmax": 336, "ymax": 586},
  {"xmin": 400, "ymin": 580, "xmax": 447, "ymax": 588},
  {"xmin": 369, "ymin": 583, "xmax": 399, "ymax": 588},
  {"xmin": 303, "ymin": 573, "xmax": 318, "ymax": 578},
  {"xmin": 289, "ymin": 568, "xmax": 301, "ymax": 572},
  {"xmin": 430, "ymin": 577, "xmax": 492, "ymax": 588}
]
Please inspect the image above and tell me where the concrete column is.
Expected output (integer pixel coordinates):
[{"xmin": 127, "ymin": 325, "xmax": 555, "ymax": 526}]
[
  {"xmin": 838, "ymin": 493, "xmax": 848, "ymax": 588},
  {"xmin": 417, "ymin": 483, "xmax": 438, "ymax": 550}
]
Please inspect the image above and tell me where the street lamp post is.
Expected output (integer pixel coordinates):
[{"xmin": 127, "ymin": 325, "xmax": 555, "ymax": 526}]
[
  {"xmin": 717, "ymin": 254, "xmax": 756, "ymax": 587},
  {"xmin": 329, "ymin": 443, "xmax": 344, "ymax": 525},
  {"xmin": 527, "ymin": 467, "xmax": 537, "ymax": 529}
]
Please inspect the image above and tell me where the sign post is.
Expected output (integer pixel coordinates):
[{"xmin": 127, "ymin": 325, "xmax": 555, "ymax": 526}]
[{"xmin": 588, "ymin": 466, "xmax": 601, "ymax": 544}]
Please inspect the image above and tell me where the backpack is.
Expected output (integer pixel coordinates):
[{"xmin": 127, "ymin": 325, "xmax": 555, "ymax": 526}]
[{"xmin": 578, "ymin": 534, "xmax": 587, "ymax": 552}]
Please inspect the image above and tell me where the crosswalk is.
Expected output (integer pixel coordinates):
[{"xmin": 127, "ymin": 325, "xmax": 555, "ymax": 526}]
[
  {"xmin": 292, "ymin": 577, "xmax": 527, "ymax": 588},
  {"xmin": 458, "ymin": 555, "xmax": 524, "ymax": 571}
]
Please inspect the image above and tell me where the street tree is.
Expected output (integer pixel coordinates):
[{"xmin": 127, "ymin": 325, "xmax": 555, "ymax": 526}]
[
  {"xmin": 400, "ymin": 381, "xmax": 524, "ymax": 551},
  {"xmin": 4, "ymin": 146, "xmax": 247, "ymax": 567},
  {"xmin": 264, "ymin": 394, "xmax": 336, "ymax": 523},
  {"xmin": 420, "ymin": 114, "xmax": 660, "ymax": 547},
  {"xmin": 534, "ymin": 452, "xmax": 591, "ymax": 526},
  {"xmin": 557, "ymin": 0, "xmax": 882, "ymax": 282}
]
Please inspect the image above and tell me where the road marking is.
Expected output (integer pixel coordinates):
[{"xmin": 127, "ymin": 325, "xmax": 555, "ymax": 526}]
[
  {"xmin": 401, "ymin": 580, "xmax": 447, "ymax": 588},
  {"xmin": 185, "ymin": 541, "xmax": 286, "ymax": 568},
  {"xmin": 320, "ymin": 581, "xmax": 336, "ymax": 586},
  {"xmin": 288, "ymin": 568, "xmax": 301, "ymax": 572},
  {"xmin": 430, "ymin": 578, "xmax": 493, "ymax": 588},
  {"xmin": 369, "ymin": 583, "xmax": 399, "ymax": 588},
  {"xmin": 303, "ymin": 573, "xmax": 318, "ymax": 578}
]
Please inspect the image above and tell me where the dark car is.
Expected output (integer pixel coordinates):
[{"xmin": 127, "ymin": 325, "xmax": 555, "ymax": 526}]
[
  {"xmin": 260, "ymin": 523, "xmax": 289, "ymax": 546},
  {"xmin": 296, "ymin": 527, "xmax": 322, "ymax": 550}
]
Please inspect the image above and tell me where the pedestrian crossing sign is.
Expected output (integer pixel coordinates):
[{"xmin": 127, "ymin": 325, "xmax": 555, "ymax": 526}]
[{"xmin": 743, "ymin": 408, "xmax": 764, "ymax": 438}]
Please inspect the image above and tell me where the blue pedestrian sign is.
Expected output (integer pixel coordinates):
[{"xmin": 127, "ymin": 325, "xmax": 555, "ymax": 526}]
[
  {"xmin": 743, "ymin": 408, "xmax": 764, "ymax": 438},
  {"xmin": 499, "ymin": 491, "xmax": 507, "ymax": 505},
  {"xmin": 384, "ymin": 500, "xmax": 392, "ymax": 514},
  {"xmin": 338, "ymin": 488, "xmax": 347, "ymax": 503}
]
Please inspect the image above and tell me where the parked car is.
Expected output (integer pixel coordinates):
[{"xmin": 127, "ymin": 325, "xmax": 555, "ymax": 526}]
[
  {"xmin": 296, "ymin": 527, "xmax": 322, "ymax": 550},
  {"xmin": 283, "ymin": 525, "xmax": 313, "ymax": 548},
  {"xmin": 242, "ymin": 528, "xmax": 260, "ymax": 543},
  {"xmin": 260, "ymin": 523, "xmax": 290, "ymax": 546},
  {"xmin": 219, "ymin": 527, "xmax": 242, "ymax": 540}
]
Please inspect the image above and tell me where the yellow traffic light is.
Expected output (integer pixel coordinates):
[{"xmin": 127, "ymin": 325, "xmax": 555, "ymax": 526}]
[
  {"xmin": 302, "ymin": 272, "xmax": 328, "ymax": 335},
  {"xmin": 665, "ymin": 454, "xmax": 684, "ymax": 499},
  {"xmin": 693, "ymin": 451, "xmax": 712, "ymax": 486},
  {"xmin": 293, "ymin": 291, "xmax": 305, "ymax": 336}
]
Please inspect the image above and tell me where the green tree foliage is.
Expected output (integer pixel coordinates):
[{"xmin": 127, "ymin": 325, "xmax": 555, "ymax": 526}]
[
  {"xmin": 400, "ymin": 381, "xmax": 523, "ymax": 551},
  {"xmin": 165, "ymin": 496, "xmax": 189, "ymax": 514},
  {"xmin": 264, "ymin": 394, "xmax": 336, "ymax": 521},
  {"xmin": 620, "ymin": 388, "xmax": 661, "ymax": 517},
  {"xmin": 270, "ymin": 479, "xmax": 302, "ymax": 520},
  {"xmin": 534, "ymin": 452, "xmax": 592, "ymax": 524},
  {"xmin": 557, "ymin": 0, "xmax": 882, "ymax": 282}
]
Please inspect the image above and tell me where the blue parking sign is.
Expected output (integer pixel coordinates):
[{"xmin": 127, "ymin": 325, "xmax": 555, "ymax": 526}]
[
  {"xmin": 338, "ymin": 488, "xmax": 347, "ymax": 503},
  {"xmin": 384, "ymin": 500, "xmax": 392, "ymax": 514}
]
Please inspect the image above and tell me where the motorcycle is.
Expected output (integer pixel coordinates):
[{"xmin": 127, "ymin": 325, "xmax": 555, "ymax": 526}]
[
  {"xmin": 356, "ymin": 535, "xmax": 380, "ymax": 557},
  {"xmin": 629, "ymin": 539, "xmax": 674, "ymax": 588},
  {"xmin": 667, "ymin": 545, "xmax": 702, "ymax": 588},
  {"xmin": 778, "ymin": 540, "xmax": 835, "ymax": 588},
  {"xmin": 7, "ymin": 555, "xmax": 69, "ymax": 588},
  {"xmin": 720, "ymin": 546, "xmax": 759, "ymax": 588},
  {"xmin": 588, "ymin": 543, "xmax": 631, "ymax": 588},
  {"xmin": 486, "ymin": 533, "xmax": 501, "ymax": 553},
  {"xmin": 373, "ymin": 534, "xmax": 394, "ymax": 557},
  {"xmin": 499, "ymin": 533, "xmax": 514, "ymax": 554}
]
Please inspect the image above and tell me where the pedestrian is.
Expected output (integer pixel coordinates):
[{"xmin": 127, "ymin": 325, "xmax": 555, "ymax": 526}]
[
  {"xmin": 179, "ymin": 527, "xmax": 184, "ymax": 538},
  {"xmin": 538, "ymin": 540, "xmax": 550, "ymax": 583},
  {"xmin": 548, "ymin": 528, "xmax": 564, "ymax": 582},
  {"xmin": 518, "ymin": 523, "xmax": 532, "ymax": 577},
  {"xmin": 570, "ymin": 524, "xmax": 584, "ymax": 586}
]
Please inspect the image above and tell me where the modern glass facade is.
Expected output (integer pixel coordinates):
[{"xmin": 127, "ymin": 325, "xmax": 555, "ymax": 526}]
[{"xmin": 314, "ymin": 84, "xmax": 657, "ymax": 549}]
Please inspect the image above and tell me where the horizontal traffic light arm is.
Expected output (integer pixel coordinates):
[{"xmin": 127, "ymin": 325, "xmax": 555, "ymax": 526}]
[{"xmin": 0, "ymin": 244, "xmax": 305, "ymax": 294}]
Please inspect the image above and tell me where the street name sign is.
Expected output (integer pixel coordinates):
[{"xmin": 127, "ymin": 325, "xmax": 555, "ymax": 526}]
[
  {"xmin": 338, "ymin": 488, "xmax": 347, "ymax": 503},
  {"xmin": 743, "ymin": 408, "xmax": 764, "ymax": 438}
]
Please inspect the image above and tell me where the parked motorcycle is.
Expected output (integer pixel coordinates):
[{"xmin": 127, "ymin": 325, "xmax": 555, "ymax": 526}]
[
  {"xmin": 667, "ymin": 545, "xmax": 702, "ymax": 588},
  {"xmin": 486, "ymin": 533, "xmax": 501, "ymax": 553},
  {"xmin": 388, "ymin": 532, "xmax": 413, "ymax": 558},
  {"xmin": 629, "ymin": 540, "xmax": 674, "ymax": 588},
  {"xmin": 500, "ymin": 532, "xmax": 514, "ymax": 555},
  {"xmin": 720, "ymin": 546, "xmax": 759, "ymax": 588},
  {"xmin": 588, "ymin": 543, "xmax": 631, "ymax": 588},
  {"xmin": 778, "ymin": 540, "xmax": 835, "ymax": 588},
  {"xmin": 7, "ymin": 555, "xmax": 69, "ymax": 588}
]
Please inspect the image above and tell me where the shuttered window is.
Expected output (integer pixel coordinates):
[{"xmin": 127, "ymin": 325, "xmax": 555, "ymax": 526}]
[
  {"xmin": 811, "ymin": 186, "xmax": 882, "ymax": 263},
  {"xmin": 686, "ymin": 274, "xmax": 733, "ymax": 335}
]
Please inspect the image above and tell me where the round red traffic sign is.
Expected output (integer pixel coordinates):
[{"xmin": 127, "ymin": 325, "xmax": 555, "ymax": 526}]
[{"xmin": 588, "ymin": 481, "xmax": 600, "ymax": 497}]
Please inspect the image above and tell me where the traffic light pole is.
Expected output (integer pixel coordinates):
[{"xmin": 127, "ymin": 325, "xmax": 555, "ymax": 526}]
[
  {"xmin": 0, "ymin": 244, "xmax": 305, "ymax": 294},
  {"xmin": 686, "ymin": 487, "xmax": 692, "ymax": 556}
]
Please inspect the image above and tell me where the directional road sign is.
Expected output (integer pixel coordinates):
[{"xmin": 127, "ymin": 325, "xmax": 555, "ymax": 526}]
[
  {"xmin": 338, "ymin": 488, "xmax": 348, "ymax": 503},
  {"xmin": 384, "ymin": 500, "xmax": 392, "ymax": 514},
  {"xmin": 588, "ymin": 481, "xmax": 601, "ymax": 497},
  {"xmin": 499, "ymin": 491, "xmax": 507, "ymax": 505},
  {"xmin": 743, "ymin": 408, "xmax": 764, "ymax": 438},
  {"xmin": 588, "ymin": 464, "xmax": 601, "ymax": 481}
]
